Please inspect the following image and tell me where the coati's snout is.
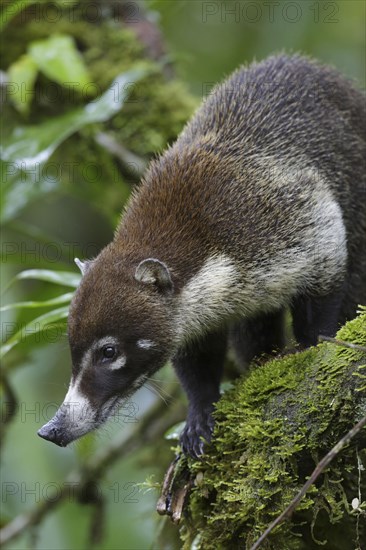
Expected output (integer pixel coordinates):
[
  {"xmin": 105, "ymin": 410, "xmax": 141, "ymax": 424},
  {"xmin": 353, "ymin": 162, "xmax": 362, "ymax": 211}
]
[
  {"xmin": 37, "ymin": 379, "xmax": 103, "ymax": 447},
  {"xmin": 38, "ymin": 380, "xmax": 131, "ymax": 447}
]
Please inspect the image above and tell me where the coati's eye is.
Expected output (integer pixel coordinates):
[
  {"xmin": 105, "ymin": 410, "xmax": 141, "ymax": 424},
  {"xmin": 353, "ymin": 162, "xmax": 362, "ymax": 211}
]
[{"xmin": 102, "ymin": 345, "xmax": 116, "ymax": 361}]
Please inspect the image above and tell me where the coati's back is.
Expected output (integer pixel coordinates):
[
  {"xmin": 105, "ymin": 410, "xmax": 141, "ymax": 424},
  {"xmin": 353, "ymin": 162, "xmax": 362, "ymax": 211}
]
[{"xmin": 121, "ymin": 54, "xmax": 366, "ymax": 321}]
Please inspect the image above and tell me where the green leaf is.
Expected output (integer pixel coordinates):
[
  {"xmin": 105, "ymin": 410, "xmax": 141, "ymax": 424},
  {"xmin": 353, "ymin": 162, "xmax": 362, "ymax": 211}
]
[
  {"xmin": 0, "ymin": 306, "xmax": 69, "ymax": 359},
  {"xmin": 28, "ymin": 34, "xmax": 91, "ymax": 89},
  {"xmin": 7, "ymin": 269, "xmax": 81, "ymax": 290},
  {"xmin": 164, "ymin": 421, "xmax": 185, "ymax": 440},
  {"xmin": 0, "ymin": 292, "xmax": 73, "ymax": 312},
  {"xmin": 220, "ymin": 381, "xmax": 234, "ymax": 394},
  {"xmin": 79, "ymin": 67, "xmax": 148, "ymax": 122},
  {"xmin": 7, "ymin": 54, "xmax": 38, "ymax": 114},
  {"xmin": 1, "ymin": 69, "xmax": 148, "ymax": 168}
]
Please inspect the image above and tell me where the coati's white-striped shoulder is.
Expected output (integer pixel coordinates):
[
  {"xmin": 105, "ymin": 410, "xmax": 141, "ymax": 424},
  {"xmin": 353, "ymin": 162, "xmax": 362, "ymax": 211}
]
[{"xmin": 176, "ymin": 254, "xmax": 240, "ymax": 343}]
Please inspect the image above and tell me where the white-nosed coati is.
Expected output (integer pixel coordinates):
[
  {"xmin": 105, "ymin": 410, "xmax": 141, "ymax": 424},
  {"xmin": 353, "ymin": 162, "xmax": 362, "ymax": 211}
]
[{"xmin": 38, "ymin": 55, "xmax": 366, "ymax": 458}]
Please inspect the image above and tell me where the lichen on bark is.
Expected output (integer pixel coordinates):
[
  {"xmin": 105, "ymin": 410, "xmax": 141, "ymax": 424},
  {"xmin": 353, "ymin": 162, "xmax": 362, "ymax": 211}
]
[{"xmin": 181, "ymin": 308, "xmax": 366, "ymax": 549}]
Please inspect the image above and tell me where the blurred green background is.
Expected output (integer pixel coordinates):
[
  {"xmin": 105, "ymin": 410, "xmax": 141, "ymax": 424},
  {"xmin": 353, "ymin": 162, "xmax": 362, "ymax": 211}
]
[{"xmin": 1, "ymin": 1, "xmax": 365, "ymax": 549}]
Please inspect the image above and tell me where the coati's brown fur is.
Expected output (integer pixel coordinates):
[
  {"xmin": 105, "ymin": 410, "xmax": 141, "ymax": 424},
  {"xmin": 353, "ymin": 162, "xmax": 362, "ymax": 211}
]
[{"xmin": 38, "ymin": 55, "xmax": 366, "ymax": 457}]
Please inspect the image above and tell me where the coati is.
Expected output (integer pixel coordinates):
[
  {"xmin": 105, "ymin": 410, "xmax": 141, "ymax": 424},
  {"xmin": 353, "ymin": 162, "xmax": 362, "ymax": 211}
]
[{"xmin": 38, "ymin": 54, "xmax": 366, "ymax": 458}]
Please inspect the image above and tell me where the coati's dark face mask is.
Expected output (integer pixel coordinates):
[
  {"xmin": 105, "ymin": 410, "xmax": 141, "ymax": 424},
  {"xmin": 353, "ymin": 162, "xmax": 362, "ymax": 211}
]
[{"xmin": 37, "ymin": 257, "xmax": 175, "ymax": 447}]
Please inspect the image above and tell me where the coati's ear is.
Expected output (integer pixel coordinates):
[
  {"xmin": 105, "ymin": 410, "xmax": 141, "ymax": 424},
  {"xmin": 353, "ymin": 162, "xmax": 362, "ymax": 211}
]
[
  {"xmin": 135, "ymin": 258, "xmax": 173, "ymax": 293},
  {"xmin": 74, "ymin": 258, "xmax": 93, "ymax": 276}
]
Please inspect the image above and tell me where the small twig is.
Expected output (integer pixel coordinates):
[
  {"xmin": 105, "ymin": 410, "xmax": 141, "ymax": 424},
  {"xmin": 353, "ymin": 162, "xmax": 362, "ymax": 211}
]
[
  {"xmin": 95, "ymin": 132, "xmax": 147, "ymax": 180},
  {"xmin": 171, "ymin": 479, "xmax": 194, "ymax": 524},
  {"xmin": 354, "ymin": 447, "xmax": 364, "ymax": 550},
  {"xmin": 156, "ymin": 453, "xmax": 193, "ymax": 524},
  {"xmin": 318, "ymin": 335, "xmax": 366, "ymax": 353},
  {"xmin": 88, "ymin": 497, "xmax": 105, "ymax": 548},
  {"xmin": 0, "ymin": 370, "xmax": 18, "ymax": 446},
  {"xmin": 156, "ymin": 454, "xmax": 181, "ymax": 515},
  {"xmin": 250, "ymin": 415, "xmax": 366, "ymax": 550}
]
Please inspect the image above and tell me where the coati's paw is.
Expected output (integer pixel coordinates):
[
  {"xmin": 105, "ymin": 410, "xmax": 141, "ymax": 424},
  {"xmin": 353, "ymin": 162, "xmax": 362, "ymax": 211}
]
[{"xmin": 180, "ymin": 412, "xmax": 215, "ymax": 458}]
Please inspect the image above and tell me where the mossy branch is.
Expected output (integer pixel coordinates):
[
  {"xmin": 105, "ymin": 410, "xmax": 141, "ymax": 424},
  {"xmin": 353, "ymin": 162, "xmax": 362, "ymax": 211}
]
[{"xmin": 181, "ymin": 308, "xmax": 366, "ymax": 550}]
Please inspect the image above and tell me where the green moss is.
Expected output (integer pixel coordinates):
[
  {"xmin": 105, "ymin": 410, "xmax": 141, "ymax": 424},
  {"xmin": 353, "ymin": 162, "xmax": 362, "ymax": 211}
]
[
  {"xmin": 181, "ymin": 309, "xmax": 366, "ymax": 549},
  {"xmin": 1, "ymin": 3, "xmax": 197, "ymax": 157}
]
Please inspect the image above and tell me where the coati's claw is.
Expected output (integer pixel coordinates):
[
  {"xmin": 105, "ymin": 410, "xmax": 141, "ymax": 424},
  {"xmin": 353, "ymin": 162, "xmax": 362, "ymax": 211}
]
[{"xmin": 180, "ymin": 414, "xmax": 214, "ymax": 458}]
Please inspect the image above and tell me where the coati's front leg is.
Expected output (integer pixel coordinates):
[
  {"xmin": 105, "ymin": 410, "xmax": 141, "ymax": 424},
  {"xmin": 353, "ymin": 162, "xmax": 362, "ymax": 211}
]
[
  {"xmin": 229, "ymin": 309, "xmax": 285, "ymax": 368},
  {"xmin": 291, "ymin": 290, "xmax": 343, "ymax": 348},
  {"xmin": 173, "ymin": 330, "xmax": 227, "ymax": 458}
]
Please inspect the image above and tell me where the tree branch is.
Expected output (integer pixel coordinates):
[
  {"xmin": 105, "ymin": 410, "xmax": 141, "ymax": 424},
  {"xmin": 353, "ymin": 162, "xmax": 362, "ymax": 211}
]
[
  {"xmin": 95, "ymin": 132, "xmax": 147, "ymax": 181},
  {"xmin": 318, "ymin": 335, "xmax": 366, "ymax": 352},
  {"xmin": 0, "ymin": 370, "xmax": 18, "ymax": 448}
]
